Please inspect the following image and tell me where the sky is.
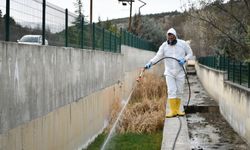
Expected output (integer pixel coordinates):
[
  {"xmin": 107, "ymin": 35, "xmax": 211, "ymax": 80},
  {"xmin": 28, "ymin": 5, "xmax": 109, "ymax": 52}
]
[{"xmin": 47, "ymin": 0, "xmax": 191, "ymax": 22}]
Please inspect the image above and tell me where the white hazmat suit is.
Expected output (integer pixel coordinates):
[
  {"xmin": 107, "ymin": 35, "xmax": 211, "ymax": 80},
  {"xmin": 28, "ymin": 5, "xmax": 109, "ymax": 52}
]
[{"xmin": 148, "ymin": 28, "xmax": 193, "ymax": 117}]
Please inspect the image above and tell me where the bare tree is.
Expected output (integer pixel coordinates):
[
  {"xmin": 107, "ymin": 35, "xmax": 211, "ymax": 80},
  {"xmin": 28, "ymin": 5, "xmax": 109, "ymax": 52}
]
[{"xmin": 182, "ymin": 0, "xmax": 250, "ymax": 59}]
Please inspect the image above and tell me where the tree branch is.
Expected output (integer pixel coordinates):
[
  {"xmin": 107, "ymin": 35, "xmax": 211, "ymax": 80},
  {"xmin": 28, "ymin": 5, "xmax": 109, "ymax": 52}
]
[
  {"xmin": 243, "ymin": 0, "xmax": 250, "ymax": 13},
  {"xmin": 214, "ymin": 3, "xmax": 248, "ymax": 33},
  {"xmin": 188, "ymin": 11, "xmax": 249, "ymax": 51}
]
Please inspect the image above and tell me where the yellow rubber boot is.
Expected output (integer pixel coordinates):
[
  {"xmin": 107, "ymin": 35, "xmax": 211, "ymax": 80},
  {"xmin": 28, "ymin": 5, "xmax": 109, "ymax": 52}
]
[
  {"xmin": 166, "ymin": 98, "xmax": 177, "ymax": 118},
  {"xmin": 176, "ymin": 98, "xmax": 185, "ymax": 116}
]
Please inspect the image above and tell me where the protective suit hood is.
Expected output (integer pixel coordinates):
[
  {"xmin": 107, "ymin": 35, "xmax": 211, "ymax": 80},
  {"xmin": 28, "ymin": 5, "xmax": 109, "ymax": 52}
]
[{"xmin": 167, "ymin": 28, "xmax": 177, "ymax": 38}]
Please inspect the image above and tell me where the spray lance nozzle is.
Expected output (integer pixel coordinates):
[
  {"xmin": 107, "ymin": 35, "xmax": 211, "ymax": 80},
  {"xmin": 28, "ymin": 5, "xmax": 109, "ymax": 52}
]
[{"xmin": 136, "ymin": 67, "xmax": 146, "ymax": 82}]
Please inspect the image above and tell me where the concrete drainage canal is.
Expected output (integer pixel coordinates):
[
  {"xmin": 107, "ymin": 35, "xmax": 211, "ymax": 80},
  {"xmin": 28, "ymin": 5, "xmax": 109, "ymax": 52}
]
[
  {"xmin": 84, "ymin": 72, "xmax": 249, "ymax": 150},
  {"xmin": 84, "ymin": 73, "xmax": 167, "ymax": 150},
  {"xmin": 186, "ymin": 105, "xmax": 248, "ymax": 150},
  {"xmin": 184, "ymin": 75, "xmax": 249, "ymax": 150}
]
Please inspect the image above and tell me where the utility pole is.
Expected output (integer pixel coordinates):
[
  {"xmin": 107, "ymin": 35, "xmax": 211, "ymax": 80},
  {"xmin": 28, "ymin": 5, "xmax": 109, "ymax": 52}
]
[
  {"xmin": 128, "ymin": 0, "xmax": 132, "ymax": 32},
  {"xmin": 118, "ymin": 0, "xmax": 134, "ymax": 32},
  {"xmin": 90, "ymin": 0, "xmax": 93, "ymax": 24}
]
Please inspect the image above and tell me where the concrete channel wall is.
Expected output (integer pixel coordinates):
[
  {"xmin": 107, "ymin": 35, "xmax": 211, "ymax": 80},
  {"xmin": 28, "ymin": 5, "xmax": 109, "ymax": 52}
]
[
  {"xmin": 0, "ymin": 42, "xmax": 157, "ymax": 150},
  {"xmin": 121, "ymin": 45, "xmax": 162, "ymax": 99},
  {"xmin": 196, "ymin": 63, "xmax": 250, "ymax": 146}
]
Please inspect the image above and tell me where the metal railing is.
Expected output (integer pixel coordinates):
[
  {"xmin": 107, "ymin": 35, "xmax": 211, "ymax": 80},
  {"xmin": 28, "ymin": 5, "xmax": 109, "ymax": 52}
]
[
  {"xmin": 198, "ymin": 56, "xmax": 250, "ymax": 88},
  {"xmin": 0, "ymin": 0, "xmax": 155, "ymax": 53}
]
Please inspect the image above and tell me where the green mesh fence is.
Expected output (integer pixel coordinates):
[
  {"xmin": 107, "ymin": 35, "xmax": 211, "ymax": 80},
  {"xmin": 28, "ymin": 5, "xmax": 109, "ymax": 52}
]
[
  {"xmin": 1, "ymin": 0, "xmax": 155, "ymax": 53},
  {"xmin": 46, "ymin": 3, "xmax": 65, "ymax": 46},
  {"xmin": 121, "ymin": 29, "xmax": 156, "ymax": 51},
  {"xmin": 92, "ymin": 24, "xmax": 120, "ymax": 53},
  {"xmin": 198, "ymin": 56, "xmax": 250, "ymax": 88},
  {"xmin": 0, "ymin": 0, "xmax": 5, "ymax": 41}
]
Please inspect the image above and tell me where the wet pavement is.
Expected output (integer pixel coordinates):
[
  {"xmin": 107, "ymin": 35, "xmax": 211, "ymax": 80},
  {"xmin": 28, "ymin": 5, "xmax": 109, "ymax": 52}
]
[
  {"xmin": 187, "ymin": 113, "xmax": 248, "ymax": 150},
  {"xmin": 161, "ymin": 66, "xmax": 249, "ymax": 150},
  {"xmin": 183, "ymin": 71, "xmax": 249, "ymax": 150}
]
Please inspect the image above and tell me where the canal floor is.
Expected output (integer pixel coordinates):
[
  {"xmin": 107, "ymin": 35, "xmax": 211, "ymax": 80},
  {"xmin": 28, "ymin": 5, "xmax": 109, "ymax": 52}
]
[{"xmin": 184, "ymin": 74, "xmax": 249, "ymax": 150}]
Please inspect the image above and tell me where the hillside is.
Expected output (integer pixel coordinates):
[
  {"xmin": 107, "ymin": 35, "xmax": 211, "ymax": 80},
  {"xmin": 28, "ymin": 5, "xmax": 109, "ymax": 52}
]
[
  {"xmin": 107, "ymin": 0, "xmax": 250, "ymax": 59},
  {"xmin": 104, "ymin": 10, "xmax": 187, "ymax": 50},
  {"xmin": 110, "ymin": 11, "xmax": 182, "ymax": 28}
]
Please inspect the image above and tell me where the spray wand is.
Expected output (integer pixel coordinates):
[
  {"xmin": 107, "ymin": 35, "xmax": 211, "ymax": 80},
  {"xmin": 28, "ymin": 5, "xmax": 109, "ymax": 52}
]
[{"xmin": 136, "ymin": 68, "xmax": 146, "ymax": 82}]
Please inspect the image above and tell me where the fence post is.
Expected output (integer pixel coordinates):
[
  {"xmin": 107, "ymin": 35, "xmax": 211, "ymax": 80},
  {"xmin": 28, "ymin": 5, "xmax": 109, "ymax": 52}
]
[
  {"xmin": 227, "ymin": 58, "xmax": 230, "ymax": 81},
  {"xmin": 125, "ymin": 30, "xmax": 128, "ymax": 45},
  {"xmin": 109, "ymin": 31, "xmax": 111, "ymax": 51},
  {"xmin": 125, "ymin": 31, "xmax": 129, "ymax": 45},
  {"xmin": 81, "ymin": 16, "xmax": 84, "ymax": 49},
  {"xmin": 136, "ymin": 37, "xmax": 139, "ymax": 48},
  {"xmin": 65, "ymin": 9, "xmax": 68, "ymax": 47},
  {"xmin": 138, "ymin": 38, "xmax": 140, "ymax": 49},
  {"xmin": 102, "ymin": 28, "xmax": 105, "ymax": 51},
  {"xmin": 126, "ymin": 31, "xmax": 128, "ymax": 45},
  {"xmin": 223, "ymin": 55, "xmax": 225, "ymax": 70},
  {"xmin": 239, "ymin": 62, "xmax": 242, "ymax": 85},
  {"xmin": 137, "ymin": 37, "xmax": 139, "ymax": 48},
  {"xmin": 5, "ymin": 0, "xmax": 10, "ymax": 41},
  {"xmin": 213, "ymin": 56, "xmax": 215, "ymax": 68},
  {"xmin": 233, "ymin": 60, "xmax": 235, "ymax": 82},
  {"xmin": 132, "ymin": 34, "xmax": 133, "ymax": 47},
  {"xmin": 219, "ymin": 56, "xmax": 221, "ymax": 70},
  {"xmin": 42, "ymin": 0, "xmax": 46, "ymax": 45},
  {"xmin": 123, "ymin": 30, "xmax": 125, "ymax": 45},
  {"xmin": 128, "ymin": 32, "xmax": 130, "ymax": 46},
  {"xmin": 92, "ymin": 23, "xmax": 95, "ymax": 50},
  {"xmin": 120, "ymin": 28, "xmax": 122, "ymax": 53},
  {"xmin": 248, "ymin": 63, "xmax": 250, "ymax": 88},
  {"xmin": 127, "ymin": 31, "xmax": 129, "ymax": 45},
  {"xmin": 131, "ymin": 34, "xmax": 132, "ymax": 46},
  {"xmin": 114, "ymin": 32, "xmax": 117, "ymax": 53},
  {"xmin": 208, "ymin": 57, "xmax": 210, "ymax": 67}
]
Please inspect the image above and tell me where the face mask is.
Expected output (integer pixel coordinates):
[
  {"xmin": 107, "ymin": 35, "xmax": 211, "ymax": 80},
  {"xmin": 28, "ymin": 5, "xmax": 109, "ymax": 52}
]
[{"xmin": 167, "ymin": 39, "xmax": 177, "ymax": 45}]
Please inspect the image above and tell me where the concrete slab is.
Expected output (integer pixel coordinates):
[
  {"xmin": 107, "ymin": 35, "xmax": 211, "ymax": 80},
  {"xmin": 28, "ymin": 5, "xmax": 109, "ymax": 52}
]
[
  {"xmin": 161, "ymin": 105, "xmax": 191, "ymax": 150},
  {"xmin": 161, "ymin": 65, "xmax": 215, "ymax": 150}
]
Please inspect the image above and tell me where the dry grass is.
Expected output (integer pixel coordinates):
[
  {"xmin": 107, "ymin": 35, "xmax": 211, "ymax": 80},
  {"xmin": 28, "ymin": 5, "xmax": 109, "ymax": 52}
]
[
  {"xmin": 117, "ymin": 97, "xmax": 166, "ymax": 133},
  {"xmin": 107, "ymin": 73, "xmax": 167, "ymax": 134},
  {"xmin": 131, "ymin": 73, "xmax": 167, "ymax": 103}
]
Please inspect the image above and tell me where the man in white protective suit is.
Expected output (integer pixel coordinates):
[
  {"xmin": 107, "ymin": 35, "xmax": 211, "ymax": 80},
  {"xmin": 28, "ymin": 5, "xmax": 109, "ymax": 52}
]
[{"xmin": 145, "ymin": 28, "xmax": 193, "ymax": 118}]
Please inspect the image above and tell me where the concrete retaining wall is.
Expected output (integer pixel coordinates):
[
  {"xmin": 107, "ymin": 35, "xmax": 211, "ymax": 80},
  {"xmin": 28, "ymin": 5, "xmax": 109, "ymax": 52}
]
[
  {"xmin": 0, "ymin": 84, "xmax": 121, "ymax": 150},
  {"xmin": 196, "ymin": 63, "xmax": 250, "ymax": 146},
  {"xmin": 121, "ymin": 45, "xmax": 161, "ymax": 98},
  {"xmin": 0, "ymin": 42, "xmax": 157, "ymax": 150}
]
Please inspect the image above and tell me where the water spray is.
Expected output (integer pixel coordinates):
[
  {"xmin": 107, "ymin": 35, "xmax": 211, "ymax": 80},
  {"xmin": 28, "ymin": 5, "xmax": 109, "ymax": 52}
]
[
  {"xmin": 101, "ymin": 57, "xmax": 191, "ymax": 150},
  {"xmin": 101, "ymin": 83, "xmax": 137, "ymax": 150}
]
